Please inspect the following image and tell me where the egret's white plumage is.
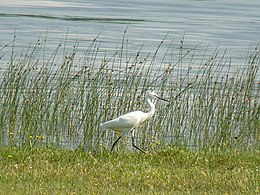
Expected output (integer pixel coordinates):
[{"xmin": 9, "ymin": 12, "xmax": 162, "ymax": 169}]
[{"xmin": 100, "ymin": 91, "xmax": 169, "ymax": 154}]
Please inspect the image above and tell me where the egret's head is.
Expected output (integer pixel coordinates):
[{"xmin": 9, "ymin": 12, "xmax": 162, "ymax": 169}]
[
  {"xmin": 146, "ymin": 91, "xmax": 158, "ymax": 98},
  {"xmin": 146, "ymin": 91, "xmax": 169, "ymax": 102}
]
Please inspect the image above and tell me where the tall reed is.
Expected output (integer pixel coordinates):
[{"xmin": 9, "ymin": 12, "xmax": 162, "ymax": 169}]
[{"xmin": 0, "ymin": 32, "xmax": 259, "ymax": 152}]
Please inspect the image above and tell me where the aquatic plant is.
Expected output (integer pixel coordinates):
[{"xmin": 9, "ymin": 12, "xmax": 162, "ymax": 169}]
[{"xmin": 0, "ymin": 32, "xmax": 259, "ymax": 152}]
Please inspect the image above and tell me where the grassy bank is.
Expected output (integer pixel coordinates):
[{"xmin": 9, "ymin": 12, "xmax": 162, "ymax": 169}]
[
  {"xmin": 0, "ymin": 147, "xmax": 259, "ymax": 194},
  {"xmin": 0, "ymin": 31, "xmax": 259, "ymax": 195}
]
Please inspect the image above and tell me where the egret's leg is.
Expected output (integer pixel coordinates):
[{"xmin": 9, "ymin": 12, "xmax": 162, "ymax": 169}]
[
  {"xmin": 131, "ymin": 130, "xmax": 146, "ymax": 154},
  {"xmin": 110, "ymin": 136, "xmax": 122, "ymax": 152}
]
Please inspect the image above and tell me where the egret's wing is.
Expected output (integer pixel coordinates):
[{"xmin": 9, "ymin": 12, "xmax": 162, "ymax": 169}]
[{"xmin": 101, "ymin": 111, "xmax": 147, "ymax": 130}]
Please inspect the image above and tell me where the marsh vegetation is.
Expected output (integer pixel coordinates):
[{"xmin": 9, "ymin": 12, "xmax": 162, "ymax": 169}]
[
  {"xmin": 0, "ymin": 31, "xmax": 259, "ymax": 194},
  {"xmin": 0, "ymin": 32, "xmax": 259, "ymax": 152}
]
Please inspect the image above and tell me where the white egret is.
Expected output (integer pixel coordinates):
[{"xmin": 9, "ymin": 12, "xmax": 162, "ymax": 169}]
[{"xmin": 100, "ymin": 91, "xmax": 169, "ymax": 154}]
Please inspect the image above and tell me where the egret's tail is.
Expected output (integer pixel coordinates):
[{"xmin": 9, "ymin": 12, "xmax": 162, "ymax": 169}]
[
  {"xmin": 100, "ymin": 122, "xmax": 108, "ymax": 130},
  {"xmin": 100, "ymin": 120, "xmax": 116, "ymax": 131}
]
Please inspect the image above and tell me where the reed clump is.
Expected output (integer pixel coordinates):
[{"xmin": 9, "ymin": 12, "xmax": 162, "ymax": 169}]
[{"xmin": 0, "ymin": 32, "xmax": 259, "ymax": 152}]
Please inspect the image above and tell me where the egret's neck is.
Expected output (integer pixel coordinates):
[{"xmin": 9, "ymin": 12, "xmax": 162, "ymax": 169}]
[{"xmin": 146, "ymin": 97, "xmax": 156, "ymax": 119}]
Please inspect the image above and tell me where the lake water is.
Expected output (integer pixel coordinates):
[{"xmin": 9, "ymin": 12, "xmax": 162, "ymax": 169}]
[
  {"xmin": 1, "ymin": 0, "xmax": 260, "ymax": 64},
  {"xmin": 1, "ymin": 0, "xmax": 259, "ymax": 150}
]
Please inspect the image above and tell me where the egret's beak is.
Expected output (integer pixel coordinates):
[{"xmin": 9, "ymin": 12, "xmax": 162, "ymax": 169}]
[{"xmin": 156, "ymin": 95, "xmax": 170, "ymax": 102}]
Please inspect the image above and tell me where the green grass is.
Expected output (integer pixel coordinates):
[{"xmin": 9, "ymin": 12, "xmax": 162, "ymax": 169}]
[{"xmin": 0, "ymin": 147, "xmax": 259, "ymax": 194}]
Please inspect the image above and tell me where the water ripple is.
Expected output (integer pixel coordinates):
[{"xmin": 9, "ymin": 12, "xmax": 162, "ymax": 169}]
[{"xmin": 0, "ymin": 13, "xmax": 146, "ymax": 23}]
